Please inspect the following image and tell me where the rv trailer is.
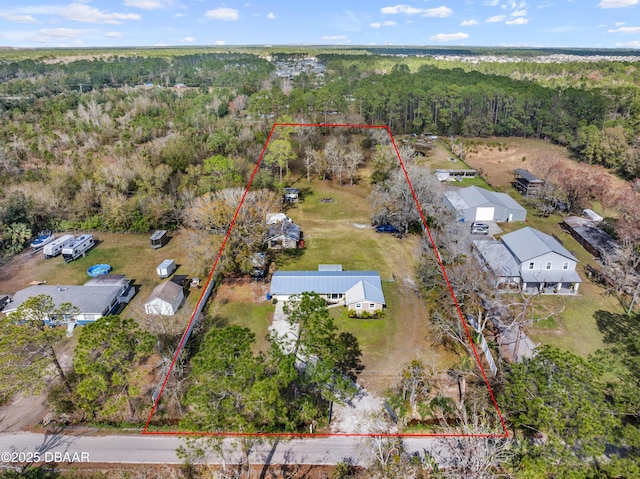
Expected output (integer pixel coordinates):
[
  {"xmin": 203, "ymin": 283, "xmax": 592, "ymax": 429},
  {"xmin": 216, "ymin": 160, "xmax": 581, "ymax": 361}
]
[
  {"xmin": 43, "ymin": 235, "xmax": 75, "ymax": 259},
  {"xmin": 62, "ymin": 234, "xmax": 95, "ymax": 263}
]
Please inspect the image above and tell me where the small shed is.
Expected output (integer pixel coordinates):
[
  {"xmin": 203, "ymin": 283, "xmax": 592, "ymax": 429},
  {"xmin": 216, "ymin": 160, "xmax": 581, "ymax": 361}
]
[
  {"xmin": 144, "ymin": 281, "xmax": 184, "ymax": 316},
  {"xmin": 283, "ymin": 188, "xmax": 300, "ymax": 203},
  {"xmin": 150, "ymin": 230, "xmax": 168, "ymax": 249},
  {"xmin": 265, "ymin": 221, "xmax": 301, "ymax": 249},
  {"xmin": 157, "ymin": 259, "xmax": 177, "ymax": 278}
]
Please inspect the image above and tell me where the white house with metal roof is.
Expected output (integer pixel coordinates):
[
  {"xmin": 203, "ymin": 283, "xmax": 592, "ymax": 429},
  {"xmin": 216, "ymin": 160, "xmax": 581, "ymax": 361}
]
[
  {"xmin": 443, "ymin": 186, "xmax": 527, "ymax": 222},
  {"xmin": 474, "ymin": 227, "xmax": 582, "ymax": 294},
  {"xmin": 269, "ymin": 267, "xmax": 386, "ymax": 313},
  {"xmin": 2, "ymin": 274, "xmax": 135, "ymax": 324}
]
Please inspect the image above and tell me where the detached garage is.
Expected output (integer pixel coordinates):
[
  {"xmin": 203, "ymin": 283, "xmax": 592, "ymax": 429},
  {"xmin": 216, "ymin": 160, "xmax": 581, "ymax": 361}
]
[
  {"xmin": 443, "ymin": 186, "xmax": 527, "ymax": 223},
  {"xmin": 144, "ymin": 281, "xmax": 184, "ymax": 316}
]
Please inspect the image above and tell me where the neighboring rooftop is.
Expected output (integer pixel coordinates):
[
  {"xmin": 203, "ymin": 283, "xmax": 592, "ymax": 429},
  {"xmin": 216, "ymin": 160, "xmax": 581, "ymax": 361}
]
[
  {"xmin": 4, "ymin": 285, "xmax": 122, "ymax": 315},
  {"xmin": 562, "ymin": 216, "xmax": 620, "ymax": 258},
  {"xmin": 444, "ymin": 185, "xmax": 526, "ymax": 213},
  {"xmin": 148, "ymin": 281, "xmax": 183, "ymax": 303},
  {"xmin": 513, "ymin": 168, "xmax": 544, "ymax": 183},
  {"xmin": 474, "ymin": 240, "xmax": 520, "ymax": 278},
  {"xmin": 501, "ymin": 226, "xmax": 578, "ymax": 262}
]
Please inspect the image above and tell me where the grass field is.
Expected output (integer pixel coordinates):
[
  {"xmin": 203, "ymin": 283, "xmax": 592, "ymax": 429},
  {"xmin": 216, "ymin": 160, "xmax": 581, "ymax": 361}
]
[{"xmin": 0, "ymin": 231, "xmax": 203, "ymax": 318}]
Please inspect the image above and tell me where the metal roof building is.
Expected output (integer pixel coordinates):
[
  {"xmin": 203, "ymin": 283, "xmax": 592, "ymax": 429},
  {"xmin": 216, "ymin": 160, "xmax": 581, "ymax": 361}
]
[
  {"xmin": 270, "ymin": 270, "xmax": 386, "ymax": 306},
  {"xmin": 443, "ymin": 186, "xmax": 527, "ymax": 222}
]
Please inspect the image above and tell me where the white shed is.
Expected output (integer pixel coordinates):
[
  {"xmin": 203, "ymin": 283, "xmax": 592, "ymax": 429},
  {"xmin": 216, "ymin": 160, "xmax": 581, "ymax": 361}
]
[
  {"xmin": 157, "ymin": 259, "xmax": 176, "ymax": 278},
  {"xmin": 144, "ymin": 281, "xmax": 184, "ymax": 316}
]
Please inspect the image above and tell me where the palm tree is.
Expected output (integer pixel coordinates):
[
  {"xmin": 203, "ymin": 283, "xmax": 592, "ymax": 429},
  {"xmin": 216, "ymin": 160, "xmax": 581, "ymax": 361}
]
[{"xmin": 6, "ymin": 222, "xmax": 31, "ymax": 254}]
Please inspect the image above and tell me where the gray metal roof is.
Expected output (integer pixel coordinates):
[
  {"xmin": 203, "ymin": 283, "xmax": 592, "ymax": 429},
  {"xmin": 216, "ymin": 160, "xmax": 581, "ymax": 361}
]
[
  {"xmin": 3, "ymin": 285, "xmax": 122, "ymax": 315},
  {"xmin": 266, "ymin": 220, "xmax": 301, "ymax": 241},
  {"xmin": 270, "ymin": 271, "xmax": 385, "ymax": 304},
  {"xmin": 148, "ymin": 281, "xmax": 183, "ymax": 303},
  {"xmin": 474, "ymin": 240, "xmax": 520, "ymax": 278},
  {"xmin": 344, "ymin": 280, "xmax": 385, "ymax": 305},
  {"xmin": 445, "ymin": 186, "xmax": 526, "ymax": 213},
  {"xmin": 501, "ymin": 227, "xmax": 578, "ymax": 263}
]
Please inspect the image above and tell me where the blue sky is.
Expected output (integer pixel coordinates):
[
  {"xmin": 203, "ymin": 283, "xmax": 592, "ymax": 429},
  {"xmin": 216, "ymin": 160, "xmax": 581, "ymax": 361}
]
[{"xmin": 1, "ymin": 1, "xmax": 639, "ymax": 49}]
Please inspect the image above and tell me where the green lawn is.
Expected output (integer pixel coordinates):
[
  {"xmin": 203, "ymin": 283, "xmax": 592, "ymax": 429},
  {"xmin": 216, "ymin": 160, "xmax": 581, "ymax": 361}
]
[
  {"xmin": 208, "ymin": 299, "xmax": 274, "ymax": 354},
  {"xmin": 20, "ymin": 232, "xmax": 201, "ymax": 317},
  {"xmin": 331, "ymin": 282, "xmax": 400, "ymax": 355}
]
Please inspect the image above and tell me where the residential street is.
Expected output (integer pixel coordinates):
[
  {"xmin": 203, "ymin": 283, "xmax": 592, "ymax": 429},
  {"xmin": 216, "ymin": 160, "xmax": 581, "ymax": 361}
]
[{"xmin": 0, "ymin": 431, "xmax": 454, "ymax": 467}]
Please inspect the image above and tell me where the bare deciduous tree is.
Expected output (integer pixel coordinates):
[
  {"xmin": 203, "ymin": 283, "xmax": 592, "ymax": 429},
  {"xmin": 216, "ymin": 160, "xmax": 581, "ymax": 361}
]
[
  {"xmin": 368, "ymin": 165, "xmax": 442, "ymax": 233},
  {"xmin": 436, "ymin": 402, "xmax": 512, "ymax": 479}
]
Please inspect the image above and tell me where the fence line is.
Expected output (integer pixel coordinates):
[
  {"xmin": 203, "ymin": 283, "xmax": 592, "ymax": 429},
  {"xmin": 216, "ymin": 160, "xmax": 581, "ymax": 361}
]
[{"xmin": 467, "ymin": 315, "xmax": 498, "ymax": 376}]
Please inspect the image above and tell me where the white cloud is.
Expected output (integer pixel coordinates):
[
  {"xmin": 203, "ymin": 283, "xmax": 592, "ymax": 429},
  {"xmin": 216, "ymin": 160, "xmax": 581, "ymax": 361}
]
[
  {"xmin": 33, "ymin": 27, "xmax": 86, "ymax": 42},
  {"xmin": 608, "ymin": 25, "xmax": 640, "ymax": 33},
  {"xmin": 511, "ymin": 9, "xmax": 527, "ymax": 16},
  {"xmin": 487, "ymin": 15, "xmax": 506, "ymax": 22},
  {"xmin": 461, "ymin": 19, "xmax": 478, "ymax": 26},
  {"xmin": 123, "ymin": 0, "xmax": 173, "ymax": 10},
  {"xmin": 430, "ymin": 32, "xmax": 469, "ymax": 42},
  {"xmin": 173, "ymin": 13, "xmax": 186, "ymax": 18},
  {"xmin": 214, "ymin": 40, "xmax": 225, "ymax": 45},
  {"xmin": 599, "ymin": 0, "xmax": 639, "ymax": 7},
  {"xmin": 616, "ymin": 40, "xmax": 640, "ymax": 47},
  {"xmin": 615, "ymin": 21, "xmax": 625, "ymax": 25},
  {"xmin": 424, "ymin": 6, "xmax": 453, "ymax": 18},
  {"xmin": 106, "ymin": 31, "xmax": 121, "ymax": 38},
  {"xmin": 205, "ymin": 7, "xmax": 239, "ymax": 21},
  {"xmin": 0, "ymin": 12, "xmax": 36, "ymax": 23},
  {"xmin": 381, "ymin": 4, "xmax": 424, "ymax": 15},
  {"xmin": 182, "ymin": 36, "xmax": 195, "ymax": 42},
  {"xmin": 267, "ymin": 12, "xmax": 275, "ymax": 19},
  {"xmin": 322, "ymin": 35, "xmax": 348, "ymax": 40},
  {"xmin": 484, "ymin": 0, "xmax": 500, "ymax": 5},
  {"xmin": 506, "ymin": 17, "xmax": 529, "ymax": 25},
  {"xmin": 61, "ymin": 3, "xmax": 141, "ymax": 24},
  {"xmin": 369, "ymin": 20, "xmax": 397, "ymax": 28},
  {"xmin": 380, "ymin": 4, "xmax": 452, "ymax": 17}
]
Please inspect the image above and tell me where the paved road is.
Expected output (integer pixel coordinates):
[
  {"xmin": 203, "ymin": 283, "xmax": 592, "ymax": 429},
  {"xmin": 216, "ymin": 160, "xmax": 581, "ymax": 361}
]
[{"xmin": 0, "ymin": 432, "xmax": 452, "ymax": 467}]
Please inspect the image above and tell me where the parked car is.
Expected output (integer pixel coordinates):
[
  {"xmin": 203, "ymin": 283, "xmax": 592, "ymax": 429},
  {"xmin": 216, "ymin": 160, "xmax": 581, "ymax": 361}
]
[
  {"xmin": 376, "ymin": 224, "xmax": 400, "ymax": 234},
  {"xmin": 470, "ymin": 222, "xmax": 490, "ymax": 235}
]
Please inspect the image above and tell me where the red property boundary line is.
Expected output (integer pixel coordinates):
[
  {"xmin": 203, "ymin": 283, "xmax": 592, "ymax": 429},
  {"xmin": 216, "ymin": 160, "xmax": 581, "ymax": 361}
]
[{"xmin": 142, "ymin": 123, "xmax": 509, "ymax": 439}]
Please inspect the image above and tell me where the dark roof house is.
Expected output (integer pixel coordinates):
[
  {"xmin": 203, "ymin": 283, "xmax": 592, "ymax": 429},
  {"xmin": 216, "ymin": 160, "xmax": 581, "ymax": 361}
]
[{"xmin": 265, "ymin": 220, "xmax": 301, "ymax": 249}]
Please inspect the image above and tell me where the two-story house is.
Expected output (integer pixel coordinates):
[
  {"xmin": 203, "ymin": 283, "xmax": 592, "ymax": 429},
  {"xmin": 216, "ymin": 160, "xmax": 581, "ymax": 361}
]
[{"xmin": 474, "ymin": 227, "xmax": 582, "ymax": 294}]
